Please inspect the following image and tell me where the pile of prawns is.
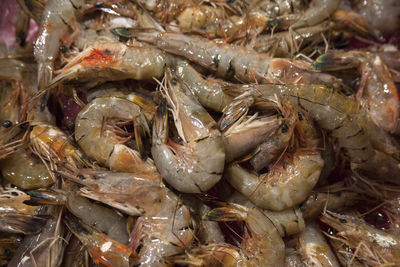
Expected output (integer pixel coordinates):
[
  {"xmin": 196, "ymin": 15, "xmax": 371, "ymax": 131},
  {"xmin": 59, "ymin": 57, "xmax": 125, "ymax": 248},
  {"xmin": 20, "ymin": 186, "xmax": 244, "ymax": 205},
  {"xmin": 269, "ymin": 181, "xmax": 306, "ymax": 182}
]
[{"xmin": 1, "ymin": 0, "xmax": 400, "ymax": 266}]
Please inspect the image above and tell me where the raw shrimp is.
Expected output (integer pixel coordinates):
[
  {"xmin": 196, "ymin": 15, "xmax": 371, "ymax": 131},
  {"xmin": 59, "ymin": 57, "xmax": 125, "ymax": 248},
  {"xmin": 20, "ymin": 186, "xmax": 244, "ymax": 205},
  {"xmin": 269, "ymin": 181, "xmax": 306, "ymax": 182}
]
[
  {"xmin": 299, "ymin": 221, "xmax": 340, "ymax": 267},
  {"xmin": 202, "ymin": 203, "xmax": 285, "ymax": 266},
  {"xmin": 30, "ymin": 122, "xmax": 91, "ymax": 169},
  {"xmin": 313, "ymin": 51, "xmax": 399, "ymax": 133},
  {"xmin": 8, "ymin": 206, "xmax": 66, "ymax": 267},
  {"xmin": 34, "ymin": 0, "xmax": 84, "ymax": 90},
  {"xmin": 75, "ymin": 97, "xmax": 157, "ymax": 174},
  {"xmin": 151, "ymin": 72, "xmax": 225, "ymax": 193},
  {"xmin": 174, "ymin": 5, "xmax": 226, "ymax": 33},
  {"xmin": 0, "ymin": 148, "xmax": 54, "ymax": 189},
  {"xmin": 225, "ymin": 111, "xmax": 323, "ymax": 211},
  {"xmin": 58, "ymin": 169, "xmax": 194, "ymax": 266},
  {"xmin": 133, "ymin": 31, "xmax": 347, "ymax": 88},
  {"xmin": 321, "ymin": 211, "xmax": 400, "ymax": 265},
  {"xmin": 0, "ymin": 214, "xmax": 47, "ymax": 235},
  {"xmin": 64, "ymin": 215, "xmax": 132, "ymax": 267},
  {"xmin": 174, "ymin": 60, "xmax": 233, "ymax": 112},
  {"xmin": 253, "ymin": 21, "xmax": 334, "ymax": 57},
  {"xmin": 230, "ymin": 191, "xmax": 305, "ymax": 237},
  {"xmin": 27, "ymin": 190, "xmax": 130, "ymax": 245},
  {"xmin": 46, "ymin": 40, "xmax": 171, "ymax": 89}
]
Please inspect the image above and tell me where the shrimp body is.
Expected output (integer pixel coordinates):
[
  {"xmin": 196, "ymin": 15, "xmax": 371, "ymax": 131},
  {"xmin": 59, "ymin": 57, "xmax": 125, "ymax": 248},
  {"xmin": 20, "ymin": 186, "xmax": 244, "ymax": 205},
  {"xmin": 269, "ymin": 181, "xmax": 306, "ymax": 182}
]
[
  {"xmin": 48, "ymin": 41, "xmax": 171, "ymax": 88},
  {"xmin": 136, "ymin": 31, "xmax": 345, "ymax": 87},
  {"xmin": 314, "ymin": 51, "xmax": 399, "ymax": 133},
  {"xmin": 321, "ymin": 211, "xmax": 400, "ymax": 265},
  {"xmin": 203, "ymin": 204, "xmax": 285, "ymax": 266},
  {"xmin": 34, "ymin": 0, "xmax": 84, "ymax": 89},
  {"xmin": 151, "ymin": 74, "xmax": 225, "ymax": 193},
  {"xmin": 0, "ymin": 148, "xmax": 54, "ymax": 189},
  {"xmin": 75, "ymin": 97, "xmax": 157, "ymax": 174},
  {"xmin": 226, "ymin": 150, "xmax": 323, "ymax": 211}
]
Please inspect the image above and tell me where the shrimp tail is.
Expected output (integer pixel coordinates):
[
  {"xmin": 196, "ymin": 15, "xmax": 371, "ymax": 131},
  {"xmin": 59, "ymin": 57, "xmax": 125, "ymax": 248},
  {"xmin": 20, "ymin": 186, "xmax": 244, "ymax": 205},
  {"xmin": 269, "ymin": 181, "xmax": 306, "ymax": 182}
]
[
  {"xmin": 134, "ymin": 117, "xmax": 150, "ymax": 161},
  {"xmin": 313, "ymin": 52, "xmax": 359, "ymax": 71},
  {"xmin": 24, "ymin": 189, "xmax": 68, "ymax": 206},
  {"xmin": 332, "ymin": 9, "xmax": 385, "ymax": 42},
  {"xmin": 202, "ymin": 204, "xmax": 248, "ymax": 222},
  {"xmin": 37, "ymin": 62, "xmax": 53, "ymax": 90},
  {"xmin": 154, "ymin": 98, "xmax": 169, "ymax": 143},
  {"xmin": 0, "ymin": 214, "xmax": 48, "ymax": 234}
]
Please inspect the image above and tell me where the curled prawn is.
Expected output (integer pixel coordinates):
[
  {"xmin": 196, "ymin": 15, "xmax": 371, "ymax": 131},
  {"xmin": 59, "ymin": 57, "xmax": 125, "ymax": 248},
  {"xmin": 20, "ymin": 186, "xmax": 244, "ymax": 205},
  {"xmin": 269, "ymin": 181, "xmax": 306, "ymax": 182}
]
[
  {"xmin": 75, "ymin": 96, "xmax": 157, "ymax": 175},
  {"xmin": 225, "ymin": 110, "xmax": 324, "ymax": 211},
  {"xmin": 151, "ymin": 71, "xmax": 225, "ymax": 193}
]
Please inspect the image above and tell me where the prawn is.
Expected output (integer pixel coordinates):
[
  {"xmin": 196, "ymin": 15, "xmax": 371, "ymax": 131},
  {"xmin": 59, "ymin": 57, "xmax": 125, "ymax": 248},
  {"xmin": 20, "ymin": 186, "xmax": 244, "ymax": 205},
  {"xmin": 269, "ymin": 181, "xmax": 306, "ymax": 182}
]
[
  {"xmin": 313, "ymin": 51, "xmax": 399, "ymax": 133},
  {"xmin": 151, "ymin": 71, "xmax": 225, "ymax": 193},
  {"xmin": 64, "ymin": 215, "xmax": 132, "ymax": 267},
  {"xmin": 27, "ymin": 190, "xmax": 130, "ymax": 245},
  {"xmin": 46, "ymin": 40, "xmax": 171, "ymax": 90},
  {"xmin": 225, "ymin": 111, "xmax": 324, "ymax": 211},
  {"xmin": 202, "ymin": 203, "xmax": 285, "ymax": 266},
  {"xmin": 57, "ymin": 169, "xmax": 194, "ymax": 265},
  {"xmin": 34, "ymin": 0, "xmax": 85, "ymax": 90},
  {"xmin": 75, "ymin": 96, "xmax": 157, "ymax": 175},
  {"xmin": 229, "ymin": 191, "xmax": 305, "ymax": 237},
  {"xmin": 298, "ymin": 221, "xmax": 341, "ymax": 267},
  {"xmin": 321, "ymin": 211, "xmax": 400, "ymax": 266},
  {"xmin": 132, "ymin": 30, "xmax": 347, "ymax": 88}
]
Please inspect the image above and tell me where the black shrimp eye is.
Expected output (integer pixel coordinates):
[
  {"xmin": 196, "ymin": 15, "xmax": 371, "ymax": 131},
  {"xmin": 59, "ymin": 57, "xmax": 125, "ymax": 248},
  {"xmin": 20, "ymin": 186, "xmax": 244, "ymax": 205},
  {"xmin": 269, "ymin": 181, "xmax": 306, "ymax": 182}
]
[
  {"xmin": 339, "ymin": 218, "xmax": 347, "ymax": 223},
  {"xmin": 171, "ymin": 78, "xmax": 178, "ymax": 85},
  {"xmin": 298, "ymin": 112, "xmax": 303, "ymax": 121},
  {"xmin": 2, "ymin": 120, "xmax": 12, "ymax": 128},
  {"xmin": 277, "ymin": 113, "xmax": 284, "ymax": 118},
  {"xmin": 281, "ymin": 123, "xmax": 288, "ymax": 133},
  {"xmin": 59, "ymin": 44, "xmax": 67, "ymax": 53}
]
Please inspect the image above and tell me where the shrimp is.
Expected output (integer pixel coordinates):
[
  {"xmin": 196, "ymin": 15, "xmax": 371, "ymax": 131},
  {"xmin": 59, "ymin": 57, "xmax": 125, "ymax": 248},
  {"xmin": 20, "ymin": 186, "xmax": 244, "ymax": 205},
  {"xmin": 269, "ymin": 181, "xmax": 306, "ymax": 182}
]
[
  {"xmin": 27, "ymin": 190, "xmax": 130, "ymax": 245},
  {"xmin": 57, "ymin": 169, "xmax": 194, "ymax": 265},
  {"xmin": 64, "ymin": 215, "xmax": 132, "ymax": 267},
  {"xmin": 151, "ymin": 72, "xmax": 225, "ymax": 193},
  {"xmin": 34, "ymin": 0, "xmax": 84, "ymax": 90},
  {"xmin": 174, "ymin": 60, "xmax": 234, "ymax": 112},
  {"xmin": 321, "ymin": 211, "xmax": 400, "ymax": 265},
  {"xmin": 225, "ymin": 111, "xmax": 323, "ymax": 211},
  {"xmin": 30, "ymin": 122, "xmax": 92, "ymax": 170},
  {"xmin": 46, "ymin": 41, "xmax": 171, "ymax": 90},
  {"xmin": 253, "ymin": 21, "xmax": 334, "ymax": 57},
  {"xmin": 202, "ymin": 203, "xmax": 285, "ymax": 266},
  {"xmin": 75, "ymin": 96, "xmax": 157, "ymax": 175},
  {"xmin": 0, "ymin": 147, "xmax": 54, "ymax": 190},
  {"xmin": 230, "ymin": 191, "xmax": 305, "ymax": 237},
  {"xmin": 133, "ymin": 30, "xmax": 347, "ymax": 88},
  {"xmin": 298, "ymin": 221, "xmax": 341, "ymax": 267},
  {"xmin": 8, "ymin": 206, "xmax": 66, "ymax": 267},
  {"xmin": 313, "ymin": 51, "xmax": 399, "ymax": 133},
  {"xmin": 329, "ymin": 238, "xmax": 365, "ymax": 267}
]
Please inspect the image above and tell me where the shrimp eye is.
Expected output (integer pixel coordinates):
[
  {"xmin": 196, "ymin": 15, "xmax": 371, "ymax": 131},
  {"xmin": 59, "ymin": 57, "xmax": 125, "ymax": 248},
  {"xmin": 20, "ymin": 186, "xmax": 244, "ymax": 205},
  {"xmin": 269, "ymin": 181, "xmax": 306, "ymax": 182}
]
[
  {"xmin": 59, "ymin": 44, "xmax": 67, "ymax": 53},
  {"xmin": 171, "ymin": 78, "xmax": 178, "ymax": 85},
  {"xmin": 277, "ymin": 113, "xmax": 284, "ymax": 118},
  {"xmin": 298, "ymin": 112, "xmax": 303, "ymax": 121},
  {"xmin": 339, "ymin": 218, "xmax": 347, "ymax": 223},
  {"xmin": 281, "ymin": 123, "xmax": 288, "ymax": 133},
  {"xmin": 2, "ymin": 120, "xmax": 12, "ymax": 128}
]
